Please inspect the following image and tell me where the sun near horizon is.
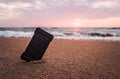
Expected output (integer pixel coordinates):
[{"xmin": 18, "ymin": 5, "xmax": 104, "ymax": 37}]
[{"xmin": 71, "ymin": 18, "xmax": 82, "ymax": 27}]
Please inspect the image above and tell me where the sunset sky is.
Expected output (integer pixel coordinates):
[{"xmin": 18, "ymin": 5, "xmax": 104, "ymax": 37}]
[{"xmin": 0, "ymin": 0, "xmax": 120, "ymax": 28}]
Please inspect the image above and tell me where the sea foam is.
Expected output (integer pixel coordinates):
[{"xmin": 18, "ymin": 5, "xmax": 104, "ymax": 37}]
[{"xmin": 0, "ymin": 27, "xmax": 120, "ymax": 41}]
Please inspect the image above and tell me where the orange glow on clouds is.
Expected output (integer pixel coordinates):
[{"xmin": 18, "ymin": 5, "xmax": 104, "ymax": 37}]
[{"xmin": 80, "ymin": 17, "xmax": 120, "ymax": 27}]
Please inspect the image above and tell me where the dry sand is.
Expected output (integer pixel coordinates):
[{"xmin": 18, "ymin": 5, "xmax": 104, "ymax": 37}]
[{"xmin": 0, "ymin": 37, "xmax": 120, "ymax": 79}]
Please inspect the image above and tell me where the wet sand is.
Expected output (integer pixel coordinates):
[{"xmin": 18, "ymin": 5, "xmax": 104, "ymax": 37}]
[{"xmin": 0, "ymin": 37, "xmax": 120, "ymax": 79}]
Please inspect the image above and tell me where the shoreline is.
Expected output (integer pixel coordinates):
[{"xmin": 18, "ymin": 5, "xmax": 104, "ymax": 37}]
[{"xmin": 0, "ymin": 36, "xmax": 120, "ymax": 42}]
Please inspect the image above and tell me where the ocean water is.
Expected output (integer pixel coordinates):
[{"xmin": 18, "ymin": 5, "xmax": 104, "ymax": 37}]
[{"xmin": 0, "ymin": 27, "xmax": 120, "ymax": 41}]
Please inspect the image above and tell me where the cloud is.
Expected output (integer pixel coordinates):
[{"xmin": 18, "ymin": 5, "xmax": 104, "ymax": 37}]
[
  {"xmin": 0, "ymin": 0, "xmax": 46, "ymax": 19},
  {"xmin": 73, "ymin": 0, "xmax": 120, "ymax": 9},
  {"xmin": 0, "ymin": 10, "xmax": 21, "ymax": 19},
  {"xmin": 0, "ymin": 2, "xmax": 31, "ymax": 10},
  {"xmin": 91, "ymin": 0, "xmax": 119, "ymax": 9},
  {"xmin": 48, "ymin": 0, "xmax": 69, "ymax": 6},
  {"xmin": 74, "ymin": 0, "xmax": 89, "ymax": 6},
  {"xmin": 34, "ymin": 0, "xmax": 47, "ymax": 9}
]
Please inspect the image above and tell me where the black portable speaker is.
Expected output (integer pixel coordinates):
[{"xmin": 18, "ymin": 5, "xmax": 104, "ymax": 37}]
[{"xmin": 20, "ymin": 28, "xmax": 54, "ymax": 62}]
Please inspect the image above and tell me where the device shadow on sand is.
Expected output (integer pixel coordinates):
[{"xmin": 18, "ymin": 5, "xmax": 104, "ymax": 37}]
[{"xmin": 21, "ymin": 58, "xmax": 47, "ymax": 64}]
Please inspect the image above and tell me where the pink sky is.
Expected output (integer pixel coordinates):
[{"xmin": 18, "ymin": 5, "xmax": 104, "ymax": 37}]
[{"xmin": 0, "ymin": 0, "xmax": 120, "ymax": 28}]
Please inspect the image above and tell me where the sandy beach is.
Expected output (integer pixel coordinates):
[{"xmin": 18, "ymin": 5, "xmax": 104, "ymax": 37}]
[{"xmin": 0, "ymin": 37, "xmax": 120, "ymax": 79}]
